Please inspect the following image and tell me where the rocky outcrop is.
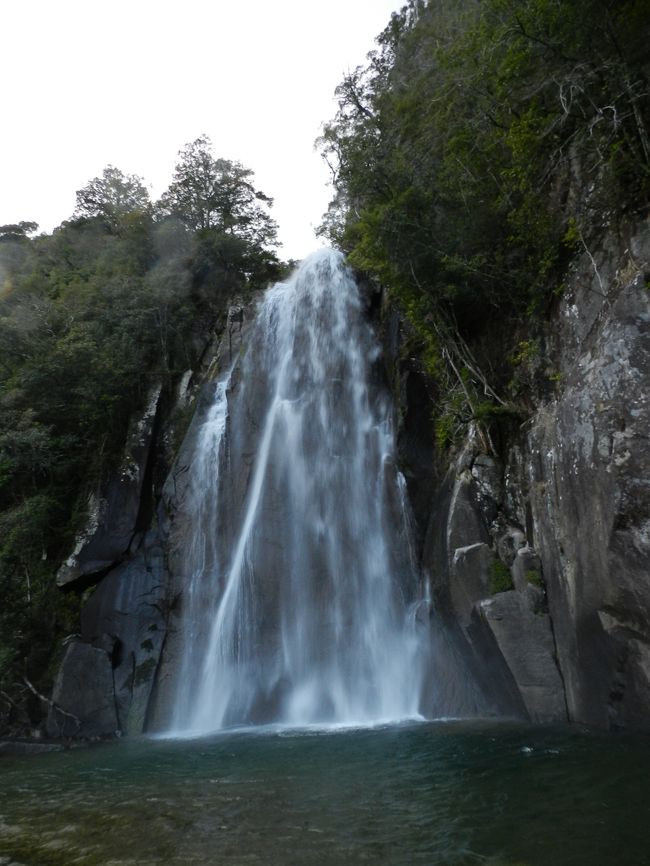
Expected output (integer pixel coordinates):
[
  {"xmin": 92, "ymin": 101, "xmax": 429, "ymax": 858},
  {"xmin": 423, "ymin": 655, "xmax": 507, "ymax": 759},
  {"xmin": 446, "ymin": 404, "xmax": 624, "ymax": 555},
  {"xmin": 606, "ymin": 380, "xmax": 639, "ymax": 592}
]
[
  {"xmin": 473, "ymin": 589, "xmax": 566, "ymax": 722},
  {"xmin": 46, "ymin": 530, "xmax": 168, "ymax": 738},
  {"xmin": 45, "ymin": 377, "xmax": 171, "ymax": 738},
  {"xmin": 79, "ymin": 530, "xmax": 167, "ymax": 735},
  {"xmin": 411, "ymin": 217, "xmax": 650, "ymax": 729},
  {"xmin": 421, "ymin": 440, "xmax": 568, "ymax": 723},
  {"xmin": 46, "ymin": 640, "xmax": 118, "ymax": 738},
  {"xmin": 57, "ymin": 383, "xmax": 163, "ymax": 587},
  {"xmin": 47, "ymin": 299, "xmax": 256, "ymax": 738},
  {"xmin": 509, "ymin": 221, "xmax": 650, "ymax": 728}
]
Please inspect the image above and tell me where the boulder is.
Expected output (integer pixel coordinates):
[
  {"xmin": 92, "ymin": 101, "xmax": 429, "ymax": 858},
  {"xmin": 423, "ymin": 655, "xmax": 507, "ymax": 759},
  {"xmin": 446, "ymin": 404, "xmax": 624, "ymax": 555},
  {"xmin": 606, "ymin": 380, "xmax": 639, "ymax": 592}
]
[
  {"xmin": 496, "ymin": 527, "xmax": 527, "ymax": 567},
  {"xmin": 474, "ymin": 590, "xmax": 567, "ymax": 723},
  {"xmin": 80, "ymin": 531, "xmax": 167, "ymax": 735},
  {"xmin": 450, "ymin": 543, "xmax": 492, "ymax": 627},
  {"xmin": 447, "ymin": 472, "xmax": 490, "ymax": 560},
  {"xmin": 46, "ymin": 641, "xmax": 118, "ymax": 738},
  {"xmin": 518, "ymin": 231, "xmax": 650, "ymax": 727},
  {"xmin": 512, "ymin": 546, "xmax": 543, "ymax": 592}
]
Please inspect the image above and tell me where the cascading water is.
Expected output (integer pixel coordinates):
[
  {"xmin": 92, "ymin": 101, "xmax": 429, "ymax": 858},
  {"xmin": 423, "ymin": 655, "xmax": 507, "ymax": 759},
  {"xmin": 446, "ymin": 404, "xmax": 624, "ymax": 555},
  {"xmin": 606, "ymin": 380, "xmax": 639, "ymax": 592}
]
[{"xmin": 168, "ymin": 249, "xmax": 429, "ymax": 734}]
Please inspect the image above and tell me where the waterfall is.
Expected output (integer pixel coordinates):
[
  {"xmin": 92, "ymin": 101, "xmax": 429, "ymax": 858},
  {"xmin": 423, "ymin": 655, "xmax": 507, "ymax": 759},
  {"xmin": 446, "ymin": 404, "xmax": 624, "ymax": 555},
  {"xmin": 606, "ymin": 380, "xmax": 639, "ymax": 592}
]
[{"xmin": 168, "ymin": 249, "xmax": 428, "ymax": 734}]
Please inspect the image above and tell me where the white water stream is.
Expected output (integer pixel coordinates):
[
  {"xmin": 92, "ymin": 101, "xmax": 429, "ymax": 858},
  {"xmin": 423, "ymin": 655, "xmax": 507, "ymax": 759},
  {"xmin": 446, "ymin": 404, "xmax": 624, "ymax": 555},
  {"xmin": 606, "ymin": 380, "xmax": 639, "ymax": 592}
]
[{"xmin": 169, "ymin": 250, "xmax": 428, "ymax": 734}]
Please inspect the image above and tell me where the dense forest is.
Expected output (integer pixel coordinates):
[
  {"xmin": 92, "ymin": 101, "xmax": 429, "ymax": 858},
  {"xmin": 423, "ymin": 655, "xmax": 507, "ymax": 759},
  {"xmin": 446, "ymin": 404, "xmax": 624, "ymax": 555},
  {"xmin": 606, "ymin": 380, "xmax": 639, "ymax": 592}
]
[
  {"xmin": 0, "ymin": 136, "xmax": 284, "ymax": 726},
  {"xmin": 318, "ymin": 0, "xmax": 650, "ymax": 447}
]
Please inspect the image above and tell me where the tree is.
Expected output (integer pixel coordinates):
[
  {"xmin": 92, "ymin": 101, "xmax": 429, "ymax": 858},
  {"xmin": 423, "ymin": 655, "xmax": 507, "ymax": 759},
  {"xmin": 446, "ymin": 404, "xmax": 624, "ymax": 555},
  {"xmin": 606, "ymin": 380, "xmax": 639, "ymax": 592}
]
[
  {"xmin": 0, "ymin": 142, "xmax": 288, "ymax": 734},
  {"xmin": 317, "ymin": 0, "xmax": 650, "ymax": 450},
  {"xmin": 0, "ymin": 223, "xmax": 38, "ymax": 295},
  {"xmin": 0, "ymin": 222, "xmax": 38, "ymax": 242},
  {"xmin": 73, "ymin": 166, "xmax": 151, "ymax": 232},
  {"xmin": 159, "ymin": 135, "xmax": 278, "ymax": 247}
]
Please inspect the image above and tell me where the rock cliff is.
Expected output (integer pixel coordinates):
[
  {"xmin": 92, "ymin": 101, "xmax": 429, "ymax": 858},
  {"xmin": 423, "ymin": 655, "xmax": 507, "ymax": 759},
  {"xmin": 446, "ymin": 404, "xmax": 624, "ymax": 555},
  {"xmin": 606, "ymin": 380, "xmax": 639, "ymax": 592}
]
[
  {"xmin": 47, "ymin": 218, "xmax": 650, "ymax": 735},
  {"xmin": 394, "ymin": 217, "xmax": 650, "ymax": 729},
  {"xmin": 46, "ymin": 302, "xmax": 252, "ymax": 738}
]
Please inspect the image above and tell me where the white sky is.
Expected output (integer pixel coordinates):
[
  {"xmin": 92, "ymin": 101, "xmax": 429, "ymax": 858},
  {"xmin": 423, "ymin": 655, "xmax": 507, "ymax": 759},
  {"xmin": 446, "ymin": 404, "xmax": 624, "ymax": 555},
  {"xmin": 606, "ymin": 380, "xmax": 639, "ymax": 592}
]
[{"xmin": 2, "ymin": 0, "xmax": 401, "ymax": 259}]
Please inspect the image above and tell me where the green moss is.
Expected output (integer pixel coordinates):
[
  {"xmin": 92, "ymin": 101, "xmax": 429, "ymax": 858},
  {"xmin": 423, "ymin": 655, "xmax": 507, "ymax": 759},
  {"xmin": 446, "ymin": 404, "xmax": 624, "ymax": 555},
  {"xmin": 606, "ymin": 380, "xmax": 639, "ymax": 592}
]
[
  {"xmin": 435, "ymin": 413, "xmax": 457, "ymax": 451},
  {"xmin": 133, "ymin": 657, "xmax": 157, "ymax": 687},
  {"xmin": 490, "ymin": 558, "xmax": 514, "ymax": 594},
  {"xmin": 562, "ymin": 216, "xmax": 581, "ymax": 250},
  {"xmin": 526, "ymin": 569, "xmax": 543, "ymax": 589},
  {"xmin": 510, "ymin": 339, "xmax": 540, "ymax": 367},
  {"xmin": 472, "ymin": 401, "xmax": 525, "ymax": 424},
  {"xmin": 547, "ymin": 370, "xmax": 564, "ymax": 393}
]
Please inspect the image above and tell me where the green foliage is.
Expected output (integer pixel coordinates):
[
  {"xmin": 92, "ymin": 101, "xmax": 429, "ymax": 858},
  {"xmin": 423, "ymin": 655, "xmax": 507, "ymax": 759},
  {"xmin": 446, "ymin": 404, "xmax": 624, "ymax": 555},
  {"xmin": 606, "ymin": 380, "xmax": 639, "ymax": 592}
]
[
  {"xmin": 0, "ymin": 149, "xmax": 284, "ymax": 730},
  {"xmin": 562, "ymin": 218, "xmax": 581, "ymax": 251},
  {"xmin": 133, "ymin": 658, "xmax": 157, "ymax": 687},
  {"xmin": 319, "ymin": 0, "xmax": 650, "ymax": 441},
  {"xmin": 73, "ymin": 166, "xmax": 151, "ymax": 233},
  {"xmin": 510, "ymin": 340, "xmax": 540, "ymax": 368},
  {"xmin": 490, "ymin": 558, "xmax": 514, "ymax": 594},
  {"xmin": 434, "ymin": 412, "xmax": 457, "ymax": 451},
  {"xmin": 159, "ymin": 135, "xmax": 280, "ymax": 249},
  {"xmin": 526, "ymin": 569, "xmax": 543, "ymax": 589}
]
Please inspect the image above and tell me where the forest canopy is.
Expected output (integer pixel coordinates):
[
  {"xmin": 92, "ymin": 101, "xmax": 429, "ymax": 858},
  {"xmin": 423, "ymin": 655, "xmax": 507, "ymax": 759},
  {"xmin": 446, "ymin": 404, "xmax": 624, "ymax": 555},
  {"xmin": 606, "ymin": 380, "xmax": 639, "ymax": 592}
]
[{"xmin": 318, "ymin": 0, "xmax": 650, "ymax": 421}]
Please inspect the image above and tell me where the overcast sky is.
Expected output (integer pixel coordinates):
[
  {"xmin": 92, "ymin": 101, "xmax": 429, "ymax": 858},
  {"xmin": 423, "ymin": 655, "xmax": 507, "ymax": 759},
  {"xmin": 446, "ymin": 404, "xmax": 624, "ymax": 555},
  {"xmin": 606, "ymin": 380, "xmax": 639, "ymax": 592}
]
[{"xmin": 2, "ymin": 0, "xmax": 402, "ymax": 259}]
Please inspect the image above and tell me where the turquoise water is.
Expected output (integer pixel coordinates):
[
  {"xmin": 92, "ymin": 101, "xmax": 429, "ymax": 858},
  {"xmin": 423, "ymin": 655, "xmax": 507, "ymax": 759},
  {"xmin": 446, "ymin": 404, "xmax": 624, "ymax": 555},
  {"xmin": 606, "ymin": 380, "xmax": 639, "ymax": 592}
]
[{"xmin": 1, "ymin": 721, "xmax": 648, "ymax": 865}]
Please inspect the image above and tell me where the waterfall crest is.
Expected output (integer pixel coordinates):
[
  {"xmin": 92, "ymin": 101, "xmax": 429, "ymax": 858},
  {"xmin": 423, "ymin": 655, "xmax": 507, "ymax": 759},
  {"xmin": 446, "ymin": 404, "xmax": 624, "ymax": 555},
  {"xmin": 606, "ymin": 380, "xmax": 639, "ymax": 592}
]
[{"xmin": 168, "ymin": 250, "xmax": 428, "ymax": 733}]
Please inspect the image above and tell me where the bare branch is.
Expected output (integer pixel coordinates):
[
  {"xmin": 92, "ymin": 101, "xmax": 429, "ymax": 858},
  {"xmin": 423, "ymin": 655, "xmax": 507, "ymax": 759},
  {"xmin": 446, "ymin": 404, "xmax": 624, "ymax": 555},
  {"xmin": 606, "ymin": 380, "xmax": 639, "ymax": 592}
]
[{"xmin": 22, "ymin": 676, "xmax": 81, "ymax": 733}]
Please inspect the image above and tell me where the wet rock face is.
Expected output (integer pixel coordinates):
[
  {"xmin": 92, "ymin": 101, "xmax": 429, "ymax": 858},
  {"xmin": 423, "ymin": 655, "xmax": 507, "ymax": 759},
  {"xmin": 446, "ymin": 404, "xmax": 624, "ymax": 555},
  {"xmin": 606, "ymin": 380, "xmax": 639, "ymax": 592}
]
[
  {"xmin": 47, "ymin": 531, "xmax": 168, "ymax": 738},
  {"xmin": 422, "ymin": 443, "xmax": 567, "ymax": 724},
  {"xmin": 416, "ymin": 218, "xmax": 650, "ymax": 730},
  {"xmin": 46, "ymin": 641, "xmax": 118, "ymax": 738},
  {"xmin": 57, "ymin": 383, "xmax": 163, "ymax": 587},
  {"xmin": 474, "ymin": 588, "xmax": 567, "ymax": 723},
  {"xmin": 142, "ymin": 300, "xmax": 261, "ymax": 731},
  {"xmin": 80, "ymin": 532, "xmax": 167, "ymax": 735},
  {"xmin": 518, "ymin": 224, "xmax": 650, "ymax": 728},
  {"xmin": 47, "ymin": 299, "xmax": 253, "ymax": 738}
]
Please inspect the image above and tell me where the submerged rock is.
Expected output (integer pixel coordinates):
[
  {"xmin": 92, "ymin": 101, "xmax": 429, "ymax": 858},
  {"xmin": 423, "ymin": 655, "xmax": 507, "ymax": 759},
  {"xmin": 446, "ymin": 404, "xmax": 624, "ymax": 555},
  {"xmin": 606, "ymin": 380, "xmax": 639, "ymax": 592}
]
[{"xmin": 0, "ymin": 740, "xmax": 65, "ymax": 756}]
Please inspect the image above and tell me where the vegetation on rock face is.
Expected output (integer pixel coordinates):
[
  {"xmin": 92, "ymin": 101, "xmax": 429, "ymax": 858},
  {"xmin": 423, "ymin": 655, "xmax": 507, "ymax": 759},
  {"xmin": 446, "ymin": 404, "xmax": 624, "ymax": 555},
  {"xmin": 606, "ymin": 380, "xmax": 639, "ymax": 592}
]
[
  {"xmin": 0, "ymin": 138, "xmax": 282, "ymax": 733},
  {"xmin": 318, "ymin": 0, "xmax": 650, "ymax": 445},
  {"xmin": 490, "ymin": 559, "xmax": 515, "ymax": 595}
]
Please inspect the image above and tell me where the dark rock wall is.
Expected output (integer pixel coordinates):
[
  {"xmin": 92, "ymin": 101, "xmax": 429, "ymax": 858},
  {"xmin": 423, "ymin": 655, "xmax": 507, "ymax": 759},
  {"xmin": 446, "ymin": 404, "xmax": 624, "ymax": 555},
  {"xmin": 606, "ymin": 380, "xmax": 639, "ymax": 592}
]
[
  {"xmin": 513, "ymin": 221, "xmax": 650, "ymax": 728},
  {"xmin": 395, "ymin": 217, "xmax": 650, "ymax": 729},
  {"xmin": 47, "ymin": 302, "xmax": 253, "ymax": 738},
  {"xmin": 56, "ymin": 382, "xmax": 163, "ymax": 587}
]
